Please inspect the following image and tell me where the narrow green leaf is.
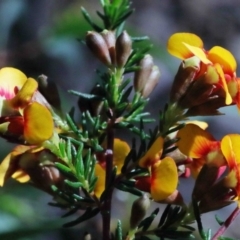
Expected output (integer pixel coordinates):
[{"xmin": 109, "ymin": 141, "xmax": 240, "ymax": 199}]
[
  {"xmin": 66, "ymin": 138, "xmax": 72, "ymax": 163},
  {"xmin": 55, "ymin": 163, "xmax": 72, "ymax": 175},
  {"xmin": 65, "ymin": 180, "xmax": 83, "ymax": 188},
  {"xmin": 81, "ymin": 7, "xmax": 102, "ymax": 32},
  {"xmin": 131, "ymin": 36, "xmax": 149, "ymax": 42},
  {"xmin": 115, "ymin": 220, "xmax": 123, "ymax": 240},
  {"xmin": 84, "ymin": 149, "xmax": 92, "ymax": 179},
  {"xmin": 139, "ymin": 208, "xmax": 160, "ymax": 231},
  {"xmin": 61, "ymin": 208, "xmax": 78, "ymax": 218},
  {"xmin": 215, "ymin": 214, "xmax": 224, "ymax": 226},
  {"xmin": 76, "ymin": 143, "xmax": 84, "ymax": 178},
  {"xmin": 63, "ymin": 207, "xmax": 100, "ymax": 227}
]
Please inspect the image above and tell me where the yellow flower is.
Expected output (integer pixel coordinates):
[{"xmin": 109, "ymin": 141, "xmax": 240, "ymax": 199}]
[
  {"xmin": 94, "ymin": 138, "xmax": 130, "ymax": 198},
  {"xmin": 137, "ymin": 137, "xmax": 178, "ymax": 201},
  {"xmin": 167, "ymin": 32, "xmax": 237, "ymax": 106},
  {"xmin": 0, "ymin": 67, "xmax": 54, "ymax": 144}
]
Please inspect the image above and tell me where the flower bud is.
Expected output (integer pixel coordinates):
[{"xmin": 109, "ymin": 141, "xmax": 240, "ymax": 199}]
[
  {"xmin": 130, "ymin": 194, "xmax": 151, "ymax": 229},
  {"xmin": 134, "ymin": 54, "xmax": 154, "ymax": 92},
  {"xmin": 101, "ymin": 30, "xmax": 116, "ymax": 65},
  {"xmin": 86, "ymin": 31, "xmax": 112, "ymax": 66},
  {"xmin": 115, "ymin": 31, "xmax": 132, "ymax": 68},
  {"xmin": 198, "ymin": 179, "xmax": 234, "ymax": 214},
  {"xmin": 18, "ymin": 150, "xmax": 65, "ymax": 194},
  {"xmin": 37, "ymin": 74, "xmax": 61, "ymax": 111},
  {"xmin": 141, "ymin": 65, "xmax": 160, "ymax": 98},
  {"xmin": 170, "ymin": 56, "xmax": 200, "ymax": 103}
]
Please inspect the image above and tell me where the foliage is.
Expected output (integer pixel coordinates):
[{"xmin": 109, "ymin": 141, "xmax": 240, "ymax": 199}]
[{"xmin": 0, "ymin": 1, "xmax": 240, "ymax": 240}]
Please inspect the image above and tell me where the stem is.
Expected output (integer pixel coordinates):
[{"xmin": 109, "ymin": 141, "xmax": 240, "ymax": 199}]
[
  {"xmin": 101, "ymin": 118, "xmax": 115, "ymax": 240},
  {"xmin": 212, "ymin": 206, "xmax": 240, "ymax": 240}
]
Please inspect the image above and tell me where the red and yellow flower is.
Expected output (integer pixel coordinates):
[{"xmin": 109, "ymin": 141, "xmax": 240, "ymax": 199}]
[
  {"xmin": 0, "ymin": 67, "xmax": 53, "ymax": 144},
  {"xmin": 221, "ymin": 134, "xmax": 240, "ymax": 206},
  {"xmin": 167, "ymin": 33, "xmax": 240, "ymax": 112},
  {"xmin": 94, "ymin": 138, "xmax": 130, "ymax": 198},
  {"xmin": 0, "ymin": 145, "xmax": 65, "ymax": 195},
  {"xmin": 176, "ymin": 124, "xmax": 227, "ymax": 177},
  {"xmin": 135, "ymin": 137, "xmax": 178, "ymax": 202}
]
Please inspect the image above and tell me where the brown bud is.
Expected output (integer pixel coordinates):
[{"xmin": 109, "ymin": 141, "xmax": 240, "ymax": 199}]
[
  {"xmin": 134, "ymin": 54, "xmax": 154, "ymax": 93},
  {"xmin": 86, "ymin": 31, "xmax": 112, "ymax": 66},
  {"xmin": 170, "ymin": 56, "xmax": 200, "ymax": 103},
  {"xmin": 37, "ymin": 75, "xmax": 61, "ymax": 111},
  {"xmin": 198, "ymin": 179, "xmax": 234, "ymax": 214},
  {"xmin": 18, "ymin": 150, "xmax": 65, "ymax": 194},
  {"xmin": 115, "ymin": 31, "xmax": 132, "ymax": 67},
  {"xmin": 192, "ymin": 164, "xmax": 223, "ymax": 202},
  {"xmin": 141, "ymin": 65, "xmax": 160, "ymax": 98},
  {"xmin": 101, "ymin": 30, "xmax": 116, "ymax": 65},
  {"xmin": 130, "ymin": 194, "xmax": 150, "ymax": 229}
]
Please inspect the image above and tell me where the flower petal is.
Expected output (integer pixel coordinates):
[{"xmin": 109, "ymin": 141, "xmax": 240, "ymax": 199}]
[
  {"xmin": 139, "ymin": 137, "xmax": 164, "ymax": 168},
  {"xmin": 12, "ymin": 170, "xmax": 30, "ymax": 183},
  {"xmin": 0, "ymin": 145, "xmax": 30, "ymax": 186},
  {"xmin": 221, "ymin": 134, "xmax": 240, "ymax": 169},
  {"xmin": 167, "ymin": 33, "xmax": 204, "ymax": 60},
  {"xmin": 183, "ymin": 43, "xmax": 211, "ymax": 64},
  {"xmin": 208, "ymin": 46, "xmax": 237, "ymax": 75},
  {"xmin": 177, "ymin": 124, "xmax": 215, "ymax": 158},
  {"xmin": 23, "ymin": 102, "xmax": 53, "ymax": 144},
  {"xmin": 214, "ymin": 63, "xmax": 232, "ymax": 105},
  {"xmin": 0, "ymin": 67, "xmax": 27, "ymax": 99},
  {"xmin": 94, "ymin": 163, "xmax": 105, "ymax": 198},
  {"xmin": 151, "ymin": 157, "xmax": 178, "ymax": 201},
  {"xmin": 113, "ymin": 138, "xmax": 130, "ymax": 175},
  {"xmin": 10, "ymin": 78, "xmax": 38, "ymax": 109}
]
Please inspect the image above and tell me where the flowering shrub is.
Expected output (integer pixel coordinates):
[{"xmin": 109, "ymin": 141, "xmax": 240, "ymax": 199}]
[{"xmin": 0, "ymin": 1, "xmax": 240, "ymax": 240}]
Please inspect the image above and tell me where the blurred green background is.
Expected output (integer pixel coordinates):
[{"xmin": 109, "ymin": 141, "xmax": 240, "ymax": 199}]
[{"xmin": 1, "ymin": 0, "xmax": 240, "ymax": 239}]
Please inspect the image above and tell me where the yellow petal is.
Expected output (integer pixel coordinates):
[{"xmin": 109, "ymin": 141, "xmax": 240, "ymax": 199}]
[
  {"xmin": 139, "ymin": 137, "xmax": 164, "ymax": 168},
  {"xmin": 183, "ymin": 43, "xmax": 211, "ymax": 64},
  {"xmin": 151, "ymin": 157, "xmax": 178, "ymax": 201},
  {"xmin": 215, "ymin": 63, "xmax": 232, "ymax": 105},
  {"xmin": 177, "ymin": 124, "xmax": 215, "ymax": 158},
  {"xmin": 0, "ymin": 145, "xmax": 30, "ymax": 186},
  {"xmin": 10, "ymin": 78, "xmax": 38, "ymax": 109},
  {"xmin": 23, "ymin": 102, "xmax": 53, "ymax": 144},
  {"xmin": 167, "ymin": 33, "xmax": 204, "ymax": 60},
  {"xmin": 12, "ymin": 170, "xmax": 30, "ymax": 183},
  {"xmin": 186, "ymin": 120, "xmax": 208, "ymax": 130},
  {"xmin": 113, "ymin": 139, "xmax": 130, "ymax": 175},
  {"xmin": 94, "ymin": 163, "xmax": 105, "ymax": 198},
  {"xmin": 208, "ymin": 46, "xmax": 237, "ymax": 75},
  {"xmin": 0, "ymin": 67, "xmax": 27, "ymax": 99},
  {"xmin": 221, "ymin": 134, "xmax": 240, "ymax": 169}
]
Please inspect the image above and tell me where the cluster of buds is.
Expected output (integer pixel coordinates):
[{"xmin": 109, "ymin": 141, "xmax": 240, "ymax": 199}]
[
  {"xmin": 134, "ymin": 54, "xmax": 161, "ymax": 98},
  {"xmin": 86, "ymin": 30, "xmax": 132, "ymax": 68},
  {"xmin": 86, "ymin": 30, "xmax": 161, "ymax": 99},
  {"xmin": 167, "ymin": 33, "xmax": 240, "ymax": 116}
]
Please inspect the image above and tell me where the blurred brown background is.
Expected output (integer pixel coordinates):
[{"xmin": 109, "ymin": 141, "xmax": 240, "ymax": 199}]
[{"xmin": 0, "ymin": 0, "xmax": 240, "ymax": 239}]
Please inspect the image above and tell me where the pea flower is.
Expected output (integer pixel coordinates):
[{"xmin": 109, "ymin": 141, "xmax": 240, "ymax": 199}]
[
  {"xmin": 94, "ymin": 138, "xmax": 130, "ymax": 198},
  {"xmin": 176, "ymin": 124, "xmax": 226, "ymax": 177},
  {"xmin": 0, "ymin": 145, "xmax": 65, "ymax": 195},
  {"xmin": 0, "ymin": 67, "xmax": 53, "ymax": 144},
  {"xmin": 135, "ymin": 137, "xmax": 179, "ymax": 202},
  {"xmin": 221, "ymin": 134, "xmax": 240, "ymax": 206},
  {"xmin": 167, "ymin": 33, "xmax": 239, "ymax": 114}
]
